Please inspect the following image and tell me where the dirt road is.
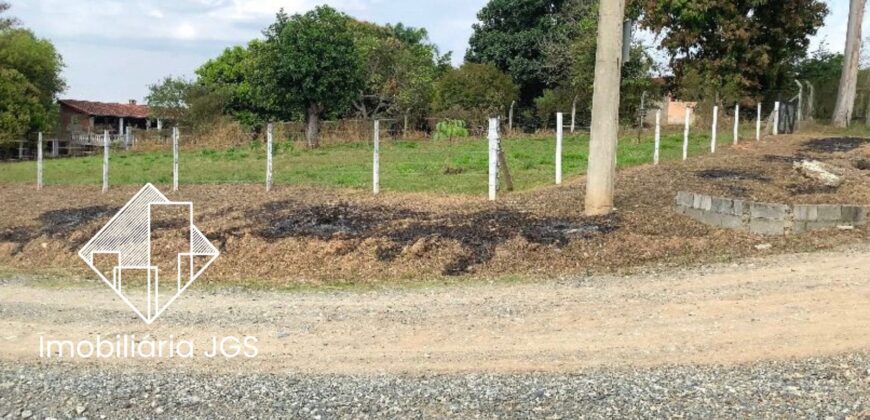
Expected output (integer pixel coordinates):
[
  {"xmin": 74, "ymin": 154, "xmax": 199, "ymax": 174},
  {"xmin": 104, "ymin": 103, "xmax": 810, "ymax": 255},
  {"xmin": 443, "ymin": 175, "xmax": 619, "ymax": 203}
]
[{"xmin": 1, "ymin": 245, "xmax": 868, "ymax": 374}]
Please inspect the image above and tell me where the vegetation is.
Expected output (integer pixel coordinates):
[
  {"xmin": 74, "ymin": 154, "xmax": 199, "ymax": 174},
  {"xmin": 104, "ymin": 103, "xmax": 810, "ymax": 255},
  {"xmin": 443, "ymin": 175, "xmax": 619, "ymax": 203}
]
[
  {"xmin": 1, "ymin": 129, "xmax": 760, "ymax": 194},
  {"xmin": 433, "ymin": 120, "xmax": 469, "ymax": 141},
  {"xmin": 0, "ymin": 1, "xmax": 65, "ymax": 145},
  {"xmin": 636, "ymin": 0, "xmax": 829, "ymax": 104},
  {"xmin": 432, "ymin": 63, "xmax": 518, "ymax": 123}
]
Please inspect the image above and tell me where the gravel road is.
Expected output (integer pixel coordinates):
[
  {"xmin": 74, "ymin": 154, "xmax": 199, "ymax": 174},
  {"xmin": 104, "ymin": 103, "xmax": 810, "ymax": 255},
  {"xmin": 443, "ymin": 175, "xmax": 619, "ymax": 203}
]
[
  {"xmin": 1, "ymin": 354, "xmax": 868, "ymax": 418},
  {"xmin": 1, "ymin": 246, "xmax": 869, "ymax": 418}
]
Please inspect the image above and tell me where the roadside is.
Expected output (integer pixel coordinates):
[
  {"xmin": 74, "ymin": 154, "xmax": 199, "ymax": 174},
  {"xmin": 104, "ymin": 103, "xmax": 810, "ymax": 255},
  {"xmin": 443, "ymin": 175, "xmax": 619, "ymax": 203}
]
[
  {"xmin": 1, "ymin": 245, "xmax": 868, "ymax": 373},
  {"xmin": 0, "ymin": 246, "xmax": 868, "ymax": 417}
]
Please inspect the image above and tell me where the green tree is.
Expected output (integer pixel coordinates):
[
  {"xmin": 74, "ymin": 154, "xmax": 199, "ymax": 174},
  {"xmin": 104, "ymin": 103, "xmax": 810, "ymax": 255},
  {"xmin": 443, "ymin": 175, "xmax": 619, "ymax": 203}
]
[
  {"xmin": 196, "ymin": 42, "xmax": 264, "ymax": 128},
  {"xmin": 0, "ymin": 24, "xmax": 65, "ymax": 143},
  {"xmin": 466, "ymin": 0, "xmax": 569, "ymax": 106},
  {"xmin": 145, "ymin": 76, "xmax": 192, "ymax": 122},
  {"xmin": 432, "ymin": 63, "xmax": 518, "ymax": 124},
  {"xmin": 350, "ymin": 22, "xmax": 448, "ymax": 123},
  {"xmin": 252, "ymin": 6, "xmax": 364, "ymax": 147},
  {"xmin": 636, "ymin": 0, "xmax": 828, "ymax": 103}
]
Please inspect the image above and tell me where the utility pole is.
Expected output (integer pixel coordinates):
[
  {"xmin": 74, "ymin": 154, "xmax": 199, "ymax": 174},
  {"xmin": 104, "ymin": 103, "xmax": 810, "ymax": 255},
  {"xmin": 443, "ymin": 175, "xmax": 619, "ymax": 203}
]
[
  {"xmin": 832, "ymin": 0, "xmax": 865, "ymax": 127},
  {"xmin": 584, "ymin": 0, "xmax": 626, "ymax": 216}
]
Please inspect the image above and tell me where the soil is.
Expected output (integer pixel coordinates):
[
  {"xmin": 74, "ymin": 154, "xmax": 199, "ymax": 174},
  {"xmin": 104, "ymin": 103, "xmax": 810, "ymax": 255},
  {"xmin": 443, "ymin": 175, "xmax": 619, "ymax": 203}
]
[{"xmin": 0, "ymin": 131, "xmax": 869, "ymax": 283}]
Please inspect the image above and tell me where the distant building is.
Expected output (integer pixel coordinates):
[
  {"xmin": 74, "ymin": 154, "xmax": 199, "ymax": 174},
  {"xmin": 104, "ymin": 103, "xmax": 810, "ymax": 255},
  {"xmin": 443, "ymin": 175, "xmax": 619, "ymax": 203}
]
[{"xmin": 58, "ymin": 99, "xmax": 152, "ymax": 135}]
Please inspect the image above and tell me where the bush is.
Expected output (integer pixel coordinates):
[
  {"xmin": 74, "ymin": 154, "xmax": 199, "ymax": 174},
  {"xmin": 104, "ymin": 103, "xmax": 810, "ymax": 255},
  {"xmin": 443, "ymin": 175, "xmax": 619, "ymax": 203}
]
[{"xmin": 433, "ymin": 119, "xmax": 469, "ymax": 141}]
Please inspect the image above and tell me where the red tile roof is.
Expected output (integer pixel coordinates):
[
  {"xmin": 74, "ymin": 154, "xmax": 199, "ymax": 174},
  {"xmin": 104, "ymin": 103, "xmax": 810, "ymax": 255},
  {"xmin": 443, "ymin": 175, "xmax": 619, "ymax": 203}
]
[{"xmin": 59, "ymin": 99, "xmax": 150, "ymax": 119}]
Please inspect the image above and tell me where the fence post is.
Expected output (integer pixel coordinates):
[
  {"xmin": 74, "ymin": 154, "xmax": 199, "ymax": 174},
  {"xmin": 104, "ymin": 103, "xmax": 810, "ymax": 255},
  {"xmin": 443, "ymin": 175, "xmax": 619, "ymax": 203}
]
[
  {"xmin": 265, "ymin": 124, "xmax": 273, "ymax": 192},
  {"xmin": 102, "ymin": 130, "xmax": 109, "ymax": 193},
  {"xmin": 37, "ymin": 132, "xmax": 43, "ymax": 191},
  {"xmin": 508, "ymin": 101, "xmax": 515, "ymax": 133},
  {"xmin": 683, "ymin": 107, "xmax": 691, "ymax": 161},
  {"xmin": 173, "ymin": 127, "xmax": 179, "ymax": 192},
  {"xmin": 654, "ymin": 110, "xmax": 661, "ymax": 165},
  {"xmin": 711, "ymin": 105, "xmax": 718, "ymax": 154},
  {"xmin": 373, "ymin": 120, "xmax": 380, "ymax": 195},
  {"xmin": 733, "ymin": 104, "xmax": 740, "ymax": 144},
  {"xmin": 571, "ymin": 95, "xmax": 578, "ymax": 133},
  {"xmin": 488, "ymin": 118, "xmax": 499, "ymax": 201},
  {"xmin": 773, "ymin": 101, "xmax": 780, "ymax": 135},
  {"xmin": 756, "ymin": 103, "xmax": 762, "ymax": 141},
  {"xmin": 555, "ymin": 112, "xmax": 563, "ymax": 184},
  {"xmin": 124, "ymin": 126, "xmax": 131, "ymax": 151}
]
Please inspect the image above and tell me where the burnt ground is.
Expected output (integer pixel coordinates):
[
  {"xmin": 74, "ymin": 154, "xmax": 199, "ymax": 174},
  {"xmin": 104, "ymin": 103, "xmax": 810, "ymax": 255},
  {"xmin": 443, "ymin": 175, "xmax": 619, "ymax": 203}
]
[
  {"xmin": 0, "ymin": 131, "xmax": 868, "ymax": 284},
  {"xmin": 801, "ymin": 137, "xmax": 870, "ymax": 153}
]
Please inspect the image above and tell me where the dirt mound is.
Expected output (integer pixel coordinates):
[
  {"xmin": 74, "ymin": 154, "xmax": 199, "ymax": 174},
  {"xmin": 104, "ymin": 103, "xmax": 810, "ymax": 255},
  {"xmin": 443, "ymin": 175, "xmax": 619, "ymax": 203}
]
[
  {"xmin": 0, "ymin": 206, "xmax": 117, "ymax": 254},
  {"xmin": 801, "ymin": 137, "xmax": 870, "ymax": 153}
]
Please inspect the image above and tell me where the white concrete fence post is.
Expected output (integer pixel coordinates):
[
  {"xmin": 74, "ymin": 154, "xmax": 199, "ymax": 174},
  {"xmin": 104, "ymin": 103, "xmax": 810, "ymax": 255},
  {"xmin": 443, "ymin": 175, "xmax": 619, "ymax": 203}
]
[
  {"xmin": 773, "ymin": 101, "xmax": 781, "ymax": 135},
  {"xmin": 125, "ymin": 126, "xmax": 131, "ymax": 151},
  {"xmin": 653, "ymin": 109, "xmax": 661, "ymax": 165},
  {"xmin": 373, "ymin": 120, "xmax": 380, "ymax": 195},
  {"xmin": 711, "ymin": 105, "xmax": 718, "ymax": 154},
  {"xmin": 37, "ymin": 132, "xmax": 43, "ymax": 191},
  {"xmin": 683, "ymin": 107, "xmax": 691, "ymax": 161},
  {"xmin": 733, "ymin": 104, "xmax": 740, "ymax": 145},
  {"xmin": 265, "ymin": 124, "xmax": 273, "ymax": 192},
  {"xmin": 171, "ymin": 127, "xmax": 179, "ymax": 192},
  {"xmin": 102, "ymin": 130, "xmax": 109, "ymax": 193},
  {"xmin": 756, "ymin": 103, "xmax": 762, "ymax": 141},
  {"xmin": 488, "ymin": 118, "xmax": 499, "ymax": 201},
  {"xmin": 555, "ymin": 112, "xmax": 563, "ymax": 185}
]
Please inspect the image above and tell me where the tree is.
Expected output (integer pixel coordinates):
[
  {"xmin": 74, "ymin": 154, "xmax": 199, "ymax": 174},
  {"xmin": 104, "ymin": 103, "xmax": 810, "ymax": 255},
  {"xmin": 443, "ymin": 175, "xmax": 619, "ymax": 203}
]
[
  {"xmin": 832, "ymin": 0, "xmax": 866, "ymax": 127},
  {"xmin": 636, "ymin": 0, "xmax": 828, "ymax": 104},
  {"xmin": 432, "ymin": 63, "xmax": 519, "ymax": 124},
  {"xmin": 585, "ymin": 0, "xmax": 625, "ymax": 216},
  {"xmin": 252, "ymin": 6, "xmax": 364, "ymax": 147},
  {"xmin": 795, "ymin": 45, "xmax": 844, "ymax": 119},
  {"xmin": 145, "ymin": 76, "xmax": 193, "ymax": 122},
  {"xmin": 196, "ymin": 42, "xmax": 264, "ymax": 128},
  {"xmin": 350, "ymin": 22, "xmax": 447, "ymax": 122},
  {"xmin": 0, "ymin": 27, "xmax": 65, "ymax": 143},
  {"xmin": 466, "ymin": 0, "xmax": 569, "ymax": 106},
  {"xmin": 0, "ymin": 1, "xmax": 18, "ymax": 30}
]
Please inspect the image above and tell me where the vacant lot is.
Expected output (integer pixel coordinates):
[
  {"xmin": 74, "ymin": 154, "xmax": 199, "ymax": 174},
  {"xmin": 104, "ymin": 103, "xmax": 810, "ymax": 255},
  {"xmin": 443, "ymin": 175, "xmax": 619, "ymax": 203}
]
[
  {"xmin": 2, "ymin": 128, "xmax": 751, "ymax": 194},
  {"xmin": 1, "ymin": 128, "xmax": 868, "ymax": 283}
]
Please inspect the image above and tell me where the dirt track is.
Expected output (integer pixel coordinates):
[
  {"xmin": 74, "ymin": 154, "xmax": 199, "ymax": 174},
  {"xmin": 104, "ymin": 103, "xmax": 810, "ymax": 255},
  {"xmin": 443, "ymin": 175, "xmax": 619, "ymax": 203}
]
[{"xmin": 1, "ymin": 245, "xmax": 868, "ymax": 374}]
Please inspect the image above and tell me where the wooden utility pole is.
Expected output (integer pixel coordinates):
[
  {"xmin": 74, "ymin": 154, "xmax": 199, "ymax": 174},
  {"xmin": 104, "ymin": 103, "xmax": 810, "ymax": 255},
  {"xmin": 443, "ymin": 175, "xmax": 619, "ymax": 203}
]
[
  {"xmin": 584, "ymin": 0, "xmax": 626, "ymax": 216},
  {"xmin": 832, "ymin": 0, "xmax": 865, "ymax": 127}
]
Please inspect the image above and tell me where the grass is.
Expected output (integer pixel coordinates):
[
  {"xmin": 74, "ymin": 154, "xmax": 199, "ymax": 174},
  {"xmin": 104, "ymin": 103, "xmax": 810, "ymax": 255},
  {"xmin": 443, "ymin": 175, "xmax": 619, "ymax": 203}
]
[{"xmin": 1, "ymin": 128, "xmax": 753, "ymax": 195}]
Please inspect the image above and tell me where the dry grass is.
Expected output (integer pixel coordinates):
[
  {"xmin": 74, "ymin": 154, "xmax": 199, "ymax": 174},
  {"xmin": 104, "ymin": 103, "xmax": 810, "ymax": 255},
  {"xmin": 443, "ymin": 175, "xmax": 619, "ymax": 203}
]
[{"xmin": 0, "ymin": 130, "xmax": 868, "ymax": 285}]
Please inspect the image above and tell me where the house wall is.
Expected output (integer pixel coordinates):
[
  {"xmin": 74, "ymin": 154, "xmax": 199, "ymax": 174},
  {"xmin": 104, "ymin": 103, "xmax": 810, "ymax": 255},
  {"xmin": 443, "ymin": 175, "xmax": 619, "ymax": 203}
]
[{"xmin": 59, "ymin": 104, "xmax": 92, "ymax": 133}]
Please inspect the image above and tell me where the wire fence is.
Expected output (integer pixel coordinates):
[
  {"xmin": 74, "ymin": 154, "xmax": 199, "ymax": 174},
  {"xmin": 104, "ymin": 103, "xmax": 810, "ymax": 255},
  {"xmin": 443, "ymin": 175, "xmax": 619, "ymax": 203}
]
[{"xmin": 0, "ymin": 83, "xmax": 839, "ymax": 198}]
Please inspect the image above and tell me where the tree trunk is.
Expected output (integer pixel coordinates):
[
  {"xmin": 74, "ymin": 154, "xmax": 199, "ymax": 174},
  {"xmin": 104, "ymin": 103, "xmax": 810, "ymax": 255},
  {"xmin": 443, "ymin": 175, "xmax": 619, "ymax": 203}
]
[
  {"xmin": 584, "ymin": 0, "xmax": 626, "ymax": 216},
  {"xmin": 832, "ymin": 0, "xmax": 865, "ymax": 128},
  {"xmin": 306, "ymin": 103, "xmax": 321, "ymax": 148},
  {"xmin": 805, "ymin": 81, "xmax": 815, "ymax": 121}
]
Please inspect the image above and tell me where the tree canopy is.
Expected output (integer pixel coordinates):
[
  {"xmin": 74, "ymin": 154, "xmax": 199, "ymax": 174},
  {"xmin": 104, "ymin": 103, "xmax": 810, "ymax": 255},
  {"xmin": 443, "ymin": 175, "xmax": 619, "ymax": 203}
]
[
  {"xmin": 251, "ymin": 6, "xmax": 364, "ymax": 146},
  {"xmin": 432, "ymin": 63, "xmax": 519, "ymax": 122},
  {"xmin": 0, "ymin": 2, "xmax": 65, "ymax": 143},
  {"xmin": 636, "ymin": 0, "xmax": 828, "ymax": 103},
  {"xmin": 466, "ymin": 0, "xmax": 569, "ymax": 106}
]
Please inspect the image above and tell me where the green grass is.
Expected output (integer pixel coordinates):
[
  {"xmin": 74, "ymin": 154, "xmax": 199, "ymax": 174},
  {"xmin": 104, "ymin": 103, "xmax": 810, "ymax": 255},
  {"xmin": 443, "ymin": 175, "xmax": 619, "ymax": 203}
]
[{"xmin": 0, "ymin": 129, "xmax": 745, "ymax": 195}]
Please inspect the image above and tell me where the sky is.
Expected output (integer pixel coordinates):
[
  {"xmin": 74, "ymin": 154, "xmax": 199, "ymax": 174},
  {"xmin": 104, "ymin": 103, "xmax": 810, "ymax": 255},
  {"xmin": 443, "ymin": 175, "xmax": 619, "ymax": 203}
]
[{"xmin": 7, "ymin": 0, "xmax": 868, "ymax": 103}]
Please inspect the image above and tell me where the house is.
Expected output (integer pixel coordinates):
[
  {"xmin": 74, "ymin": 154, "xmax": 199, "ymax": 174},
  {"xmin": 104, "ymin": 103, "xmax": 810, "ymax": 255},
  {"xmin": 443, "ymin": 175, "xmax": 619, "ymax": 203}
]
[{"xmin": 58, "ymin": 99, "xmax": 153, "ymax": 136}]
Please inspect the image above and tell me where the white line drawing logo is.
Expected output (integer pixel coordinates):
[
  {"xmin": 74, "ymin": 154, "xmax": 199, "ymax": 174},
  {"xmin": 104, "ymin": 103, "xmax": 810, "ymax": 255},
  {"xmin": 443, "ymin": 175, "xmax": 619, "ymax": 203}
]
[{"xmin": 78, "ymin": 184, "xmax": 220, "ymax": 324}]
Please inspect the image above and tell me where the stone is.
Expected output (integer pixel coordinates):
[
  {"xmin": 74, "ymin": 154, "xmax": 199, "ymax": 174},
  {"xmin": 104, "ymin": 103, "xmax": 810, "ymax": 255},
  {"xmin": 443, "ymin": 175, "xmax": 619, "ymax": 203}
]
[
  {"xmin": 815, "ymin": 205, "xmax": 842, "ymax": 221},
  {"xmin": 750, "ymin": 202, "xmax": 788, "ymax": 220},
  {"xmin": 840, "ymin": 206, "xmax": 867, "ymax": 224},
  {"xmin": 676, "ymin": 192, "xmax": 694, "ymax": 208},
  {"xmin": 793, "ymin": 160, "xmax": 843, "ymax": 187},
  {"xmin": 711, "ymin": 197, "xmax": 734, "ymax": 214},
  {"xmin": 792, "ymin": 205, "xmax": 817, "ymax": 221},
  {"xmin": 750, "ymin": 219, "xmax": 786, "ymax": 235},
  {"xmin": 755, "ymin": 243, "xmax": 773, "ymax": 250}
]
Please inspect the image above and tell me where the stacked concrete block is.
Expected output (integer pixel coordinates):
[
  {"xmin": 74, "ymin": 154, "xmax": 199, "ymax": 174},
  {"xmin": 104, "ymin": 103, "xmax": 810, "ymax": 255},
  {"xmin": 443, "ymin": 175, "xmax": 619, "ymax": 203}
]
[{"xmin": 675, "ymin": 192, "xmax": 867, "ymax": 235}]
